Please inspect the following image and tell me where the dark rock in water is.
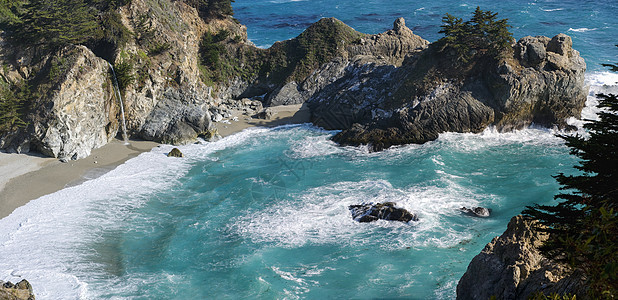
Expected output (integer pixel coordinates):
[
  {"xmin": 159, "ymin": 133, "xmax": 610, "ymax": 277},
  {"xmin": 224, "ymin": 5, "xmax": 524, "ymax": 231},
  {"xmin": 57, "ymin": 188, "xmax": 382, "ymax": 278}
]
[
  {"xmin": 460, "ymin": 206, "xmax": 491, "ymax": 217},
  {"xmin": 167, "ymin": 148, "xmax": 184, "ymax": 157},
  {"xmin": 349, "ymin": 202, "xmax": 418, "ymax": 223},
  {"xmin": 0, "ymin": 279, "xmax": 35, "ymax": 300}
]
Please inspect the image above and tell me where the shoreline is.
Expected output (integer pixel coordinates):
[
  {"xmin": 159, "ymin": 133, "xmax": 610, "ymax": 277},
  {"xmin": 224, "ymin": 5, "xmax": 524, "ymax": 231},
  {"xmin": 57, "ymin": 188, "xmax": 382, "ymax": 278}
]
[{"xmin": 0, "ymin": 104, "xmax": 310, "ymax": 219}]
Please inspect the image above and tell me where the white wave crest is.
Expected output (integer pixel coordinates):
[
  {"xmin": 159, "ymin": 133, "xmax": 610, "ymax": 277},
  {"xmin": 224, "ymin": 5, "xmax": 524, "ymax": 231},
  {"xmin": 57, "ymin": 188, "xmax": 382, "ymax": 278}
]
[
  {"xmin": 568, "ymin": 27, "xmax": 596, "ymax": 32},
  {"xmin": 541, "ymin": 8, "xmax": 564, "ymax": 12},
  {"xmin": 231, "ymin": 178, "xmax": 493, "ymax": 250},
  {"xmin": 0, "ymin": 131, "xmax": 267, "ymax": 299}
]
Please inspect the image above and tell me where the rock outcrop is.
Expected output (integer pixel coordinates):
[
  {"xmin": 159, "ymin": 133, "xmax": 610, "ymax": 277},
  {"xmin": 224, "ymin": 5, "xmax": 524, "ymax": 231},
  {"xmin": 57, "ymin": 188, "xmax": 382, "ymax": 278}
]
[
  {"xmin": 349, "ymin": 202, "xmax": 418, "ymax": 223},
  {"xmin": 456, "ymin": 215, "xmax": 587, "ymax": 299},
  {"xmin": 0, "ymin": 45, "xmax": 119, "ymax": 160},
  {"xmin": 0, "ymin": 0, "xmax": 587, "ymax": 159},
  {"xmin": 0, "ymin": 0, "xmax": 223, "ymax": 159},
  {"xmin": 309, "ymin": 33, "xmax": 587, "ymax": 151},
  {"xmin": 460, "ymin": 206, "xmax": 491, "ymax": 217},
  {"xmin": 0, "ymin": 279, "xmax": 35, "ymax": 300}
]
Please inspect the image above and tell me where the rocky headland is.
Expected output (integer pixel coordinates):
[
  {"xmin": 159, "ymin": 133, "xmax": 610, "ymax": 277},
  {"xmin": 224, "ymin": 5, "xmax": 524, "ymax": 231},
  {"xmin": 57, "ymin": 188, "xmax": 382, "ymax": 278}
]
[
  {"xmin": 457, "ymin": 216, "xmax": 587, "ymax": 299},
  {"xmin": 0, "ymin": 0, "xmax": 587, "ymax": 159}
]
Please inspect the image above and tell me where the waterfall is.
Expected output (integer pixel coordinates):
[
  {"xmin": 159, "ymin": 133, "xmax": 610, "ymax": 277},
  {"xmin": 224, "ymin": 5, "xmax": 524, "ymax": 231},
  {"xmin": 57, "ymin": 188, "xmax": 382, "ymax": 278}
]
[{"xmin": 107, "ymin": 62, "xmax": 129, "ymax": 143}]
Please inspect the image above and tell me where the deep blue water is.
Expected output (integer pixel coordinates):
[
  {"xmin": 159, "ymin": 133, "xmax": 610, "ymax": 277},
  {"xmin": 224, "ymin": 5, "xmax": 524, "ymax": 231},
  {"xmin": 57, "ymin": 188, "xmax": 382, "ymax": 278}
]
[
  {"xmin": 0, "ymin": 0, "xmax": 616, "ymax": 299},
  {"xmin": 234, "ymin": 0, "xmax": 617, "ymax": 72}
]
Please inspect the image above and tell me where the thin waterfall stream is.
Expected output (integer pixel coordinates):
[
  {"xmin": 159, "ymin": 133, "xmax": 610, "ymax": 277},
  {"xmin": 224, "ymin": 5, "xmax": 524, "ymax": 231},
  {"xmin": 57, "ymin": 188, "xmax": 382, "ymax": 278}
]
[{"xmin": 108, "ymin": 62, "xmax": 129, "ymax": 143}]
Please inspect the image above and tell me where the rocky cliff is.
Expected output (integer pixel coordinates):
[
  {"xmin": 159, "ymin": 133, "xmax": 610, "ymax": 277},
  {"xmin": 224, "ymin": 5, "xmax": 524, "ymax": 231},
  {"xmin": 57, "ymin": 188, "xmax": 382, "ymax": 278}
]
[
  {"xmin": 456, "ymin": 215, "xmax": 587, "ymax": 299},
  {"xmin": 0, "ymin": 0, "xmax": 587, "ymax": 159},
  {"xmin": 309, "ymin": 33, "xmax": 587, "ymax": 151}
]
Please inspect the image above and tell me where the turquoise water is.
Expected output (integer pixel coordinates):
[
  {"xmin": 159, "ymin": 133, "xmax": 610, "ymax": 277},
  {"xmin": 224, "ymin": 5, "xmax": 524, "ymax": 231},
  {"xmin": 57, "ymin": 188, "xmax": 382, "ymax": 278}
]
[
  {"xmin": 0, "ymin": 126, "xmax": 582, "ymax": 298},
  {"xmin": 0, "ymin": 0, "xmax": 616, "ymax": 299}
]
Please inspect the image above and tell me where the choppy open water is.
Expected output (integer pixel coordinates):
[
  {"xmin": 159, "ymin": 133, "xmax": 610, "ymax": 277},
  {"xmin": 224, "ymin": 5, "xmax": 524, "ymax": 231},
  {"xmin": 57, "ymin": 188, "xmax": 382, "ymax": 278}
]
[{"xmin": 1, "ymin": 0, "xmax": 617, "ymax": 299}]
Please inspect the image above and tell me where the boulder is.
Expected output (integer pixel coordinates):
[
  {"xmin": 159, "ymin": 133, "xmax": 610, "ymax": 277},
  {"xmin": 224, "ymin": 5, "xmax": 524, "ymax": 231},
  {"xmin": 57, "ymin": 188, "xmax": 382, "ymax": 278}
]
[
  {"xmin": 167, "ymin": 147, "xmax": 184, "ymax": 157},
  {"xmin": 460, "ymin": 206, "xmax": 491, "ymax": 217},
  {"xmin": 255, "ymin": 108, "xmax": 276, "ymax": 120},
  {"xmin": 0, "ymin": 279, "xmax": 35, "ymax": 300},
  {"xmin": 349, "ymin": 202, "xmax": 418, "ymax": 223},
  {"xmin": 198, "ymin": 128, "xmax": 221, "ymax": 142},
  {"xmin": 0, "ymin": 45, "xmax": 118, "ymax": 160}
]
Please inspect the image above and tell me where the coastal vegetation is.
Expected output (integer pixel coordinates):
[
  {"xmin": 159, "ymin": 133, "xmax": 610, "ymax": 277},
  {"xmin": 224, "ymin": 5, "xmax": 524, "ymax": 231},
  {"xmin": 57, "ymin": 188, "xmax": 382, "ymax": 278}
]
[
  {"xmin": 197, "ymin": 17, "xmax": 365, "ymax": 88},
  {"xmin": 437, "ymin": 7, "xmax": 513, "ymax": 64},
  {"xmin": 0, "ymin": 80, "xmax": 30, "ymax": 133},
  {"xmin": 0, "ymin": 0, "xmax": 131, "ymax": 57},
  {"xmin": 524, "ymin": 57, "xmax": 618, "ymax": 298}
]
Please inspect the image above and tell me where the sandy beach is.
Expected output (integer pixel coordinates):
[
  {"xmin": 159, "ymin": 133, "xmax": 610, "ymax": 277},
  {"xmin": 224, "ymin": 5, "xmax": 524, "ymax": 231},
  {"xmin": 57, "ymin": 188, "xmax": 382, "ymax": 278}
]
[{"xmin": 0, "ymin": 104, "xmax": 310, "ymax": 219}]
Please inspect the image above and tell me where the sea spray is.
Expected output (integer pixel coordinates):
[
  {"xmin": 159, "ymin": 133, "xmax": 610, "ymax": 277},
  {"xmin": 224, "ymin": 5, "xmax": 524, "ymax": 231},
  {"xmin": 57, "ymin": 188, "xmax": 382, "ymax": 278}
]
[{"xmin": 108, "ymin": 62, "xmax": 129, "ymax": 144}]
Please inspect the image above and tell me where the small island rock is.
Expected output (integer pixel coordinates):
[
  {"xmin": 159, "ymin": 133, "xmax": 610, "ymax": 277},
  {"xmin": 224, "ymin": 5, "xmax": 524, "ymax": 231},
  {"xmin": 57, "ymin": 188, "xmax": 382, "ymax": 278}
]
[
  {"xmin": 460, "ymin": 206, "xmax": 491, "ymax": 217},
  {"xmin": 349, "ymin": 202, "xmax": 418, "ymax": 223}
]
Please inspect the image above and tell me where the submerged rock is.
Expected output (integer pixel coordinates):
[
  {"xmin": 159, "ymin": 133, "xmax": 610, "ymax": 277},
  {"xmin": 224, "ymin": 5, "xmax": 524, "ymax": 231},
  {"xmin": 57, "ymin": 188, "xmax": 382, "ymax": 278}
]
[
  {"xmin": 0, "ymin": 279, "xmax": 35, "ymax": 300},
  {"xmin": 349, "ymin": 202, "xmax": 418, "ymax": 223},
  {"xmin": 167, "ymin": 148, "xmax": 184, "ymax": 157},
  {"xmin": 460, "ymin": 206, "xmax": 491, "ymax": 217}
]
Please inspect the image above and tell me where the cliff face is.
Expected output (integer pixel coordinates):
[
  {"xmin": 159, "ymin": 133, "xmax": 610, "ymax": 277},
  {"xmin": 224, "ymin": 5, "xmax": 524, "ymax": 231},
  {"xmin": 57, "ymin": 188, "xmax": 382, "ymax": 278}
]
[
  {"xmin": 309, "ymin": 33, "xmax": 587, "ymax": 151},
  {"xmin": 456, "ymin": 216, "xmax": 587, "ymax": 299},
  {"xmin": 0, "ymin": 0, "xmax": 587, "ymax": 159},
  {"xmin": 0, "ymin": 0, "xmax": 223, "ymax": 159},
  {"xmin": 0, "ymin": 44, "xmax": 118, "ymax": 160}
]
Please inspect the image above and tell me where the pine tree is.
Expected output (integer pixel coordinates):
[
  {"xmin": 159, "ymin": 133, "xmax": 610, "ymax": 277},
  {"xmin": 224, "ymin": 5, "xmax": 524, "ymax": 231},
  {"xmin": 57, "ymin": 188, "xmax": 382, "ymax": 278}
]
[
  {"xmin": 438, "ymin": 7, "xmax": 512, "ymax": 63},
  {"xmin": 17, "ymin": 0, "xmax": 100, "ymax": 49},
  {"xmin": 523, "ymin": 58, "xmax": 618, "ymax": 298}
]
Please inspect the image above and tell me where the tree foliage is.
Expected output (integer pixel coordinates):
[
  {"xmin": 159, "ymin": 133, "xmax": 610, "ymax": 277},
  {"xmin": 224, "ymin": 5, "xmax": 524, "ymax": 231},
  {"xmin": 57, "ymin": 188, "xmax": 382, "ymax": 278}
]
[
  {"xmin": 0, "ymin": 80, "xmax": 31, "ymax": 133},
  {"xmin": 438, "ymin": 7, "xmax": 513, "ymax": 63},
  {"xmin": 0, "ymin": 0, "xmax": 132, "ymax": 52},
  {"xmin": 523, "ymin": 56, "xmax": 618, "ymax": 298}
]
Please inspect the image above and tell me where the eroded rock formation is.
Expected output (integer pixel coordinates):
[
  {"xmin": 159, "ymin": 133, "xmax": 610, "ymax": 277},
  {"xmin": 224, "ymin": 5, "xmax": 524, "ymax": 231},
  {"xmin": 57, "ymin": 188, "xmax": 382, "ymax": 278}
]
[
  {"xmin": 0, "ymin": 0, "xmax": 587, "ymax": 159},
  {"xmin": 456, "ymin": 215, "xmax": 586, "ymax": 299},
  {"xmin": 309, "ymin": 33, "xmax": 587, "ymax": 151}
]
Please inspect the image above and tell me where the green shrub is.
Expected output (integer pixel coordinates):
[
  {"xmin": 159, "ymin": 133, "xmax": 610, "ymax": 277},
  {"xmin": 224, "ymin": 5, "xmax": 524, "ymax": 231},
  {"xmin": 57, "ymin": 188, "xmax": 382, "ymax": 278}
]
[
  {"xmin": 0, "ymin": 0, "xmax": 132, "ymax": 56},
  {"xmin": 0, "ymin": 80, "xmax": 30, "ymax": 133},
  {"xmin": 149, "ymin": 42, "xmax": 171, "ymax": 56},
  {"xmin": 113, "ymin": 60, "xmax": 134, "ymax": 93}
]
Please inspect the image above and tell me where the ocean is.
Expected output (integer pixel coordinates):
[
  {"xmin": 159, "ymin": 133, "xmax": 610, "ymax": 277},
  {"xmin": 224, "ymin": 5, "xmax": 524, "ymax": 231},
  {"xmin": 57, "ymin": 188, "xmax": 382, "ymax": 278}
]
[{"xmin": 1, "ymin": 0, "xmax": 617, "ymax": 299}]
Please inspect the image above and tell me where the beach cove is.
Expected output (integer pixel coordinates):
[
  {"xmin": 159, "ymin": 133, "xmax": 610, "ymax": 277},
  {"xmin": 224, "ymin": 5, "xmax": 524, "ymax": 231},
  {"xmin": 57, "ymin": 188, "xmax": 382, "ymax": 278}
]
[{"xmin": 0, "ymin": 0, "xmax": 616, "ymax": 298}]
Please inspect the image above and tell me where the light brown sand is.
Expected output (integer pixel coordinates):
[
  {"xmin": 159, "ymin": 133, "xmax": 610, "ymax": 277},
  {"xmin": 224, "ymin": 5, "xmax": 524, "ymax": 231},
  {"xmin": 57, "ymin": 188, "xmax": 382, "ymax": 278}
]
[
  {"xmin": 214, "ymin": 103, "xmax": 311, "ymax": 137},
  {"xmin": 0, "ymin": 139, "xmax": 159, "ymax": 219},
  {"xmin": 0, "ymin": 103, "xmax": 311, "ymax": 219}
]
